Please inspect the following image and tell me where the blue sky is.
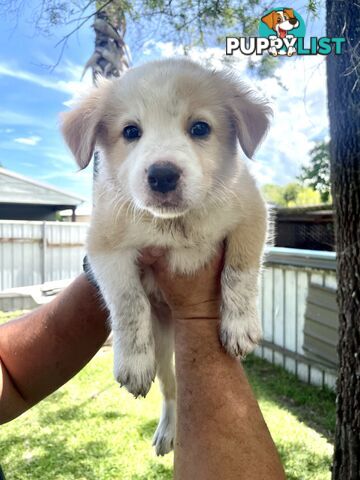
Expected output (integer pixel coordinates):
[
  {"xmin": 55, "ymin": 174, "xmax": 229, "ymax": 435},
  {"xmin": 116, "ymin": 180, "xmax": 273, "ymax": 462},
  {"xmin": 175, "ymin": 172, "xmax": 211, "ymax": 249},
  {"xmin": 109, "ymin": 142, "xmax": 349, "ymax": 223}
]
[{"xmin": 0, "ymin": 1, "xmax": 329, "ymax": 209}]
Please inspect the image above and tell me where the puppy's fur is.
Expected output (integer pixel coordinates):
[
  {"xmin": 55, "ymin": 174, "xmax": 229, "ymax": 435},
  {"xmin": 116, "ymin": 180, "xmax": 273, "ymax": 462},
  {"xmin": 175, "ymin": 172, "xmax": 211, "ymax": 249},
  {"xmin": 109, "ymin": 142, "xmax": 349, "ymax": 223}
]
[{"xmin": 61, "ymin": 58, "xmax": 270, "ymax": 456}]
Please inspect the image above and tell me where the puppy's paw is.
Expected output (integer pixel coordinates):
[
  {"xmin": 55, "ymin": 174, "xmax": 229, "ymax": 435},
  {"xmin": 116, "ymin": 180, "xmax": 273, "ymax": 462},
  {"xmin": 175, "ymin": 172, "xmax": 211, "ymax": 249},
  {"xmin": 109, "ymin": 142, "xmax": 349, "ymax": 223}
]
[
  {"xmin": 220, "ymin": 310, "xmax": 262, "ymax": 358},
  {"xmin": 221, "ymin": 267, "xmax": 262, "ymax": 358},
  {"xmin": 114, "ymin": 352, "xmax": 156, "ymax": 398},
  {"xmin": 152, "ymin": 400, "xmax": 176, "ymax": 456}
]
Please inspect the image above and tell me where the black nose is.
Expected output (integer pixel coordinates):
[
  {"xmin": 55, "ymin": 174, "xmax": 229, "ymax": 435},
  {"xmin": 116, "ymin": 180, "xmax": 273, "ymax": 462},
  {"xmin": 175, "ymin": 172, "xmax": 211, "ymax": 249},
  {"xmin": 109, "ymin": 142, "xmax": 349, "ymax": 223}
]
[
  {"xmin": 289, "ymin": 17, "xmax": 298, "ymax": 25},
  {"xmin": 147, "ymin": 163, "xmax": 180, "ymax": 194}
]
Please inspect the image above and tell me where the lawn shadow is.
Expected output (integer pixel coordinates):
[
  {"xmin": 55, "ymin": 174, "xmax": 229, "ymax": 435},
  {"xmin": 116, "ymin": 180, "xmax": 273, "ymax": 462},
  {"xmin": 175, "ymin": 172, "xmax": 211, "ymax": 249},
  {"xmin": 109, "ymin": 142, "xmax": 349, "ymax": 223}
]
[
  {"xmin": 0, "ymin": 434, "xmax": 25, "ymax": 459},
  {"xmin": 38, "ymin": 383, "xmax": 115, "ymax": 425},
  {"xmin": 137, "ymin": 418, "xmax": 158, "ymax": 440},
  {"xmin": 244, "ymin": 355, "xmax": 336, "ymax": 442},
  {"xmin": 277, "ymin": 439, "xmax": 332, "ymax": 480},
  {"xmin": 1, "ymin": 432, "xmax": 109, "ymax": 480},
  {"xmin": 41, "ymin": 389, "xmax": 66, "ymax": 404},
  {"xmin": 102, "ymin": 410, "xmax": 127, "ymax": 421},
  {"xmin": 131, "ymin": 462, "xmax": 173, "ymax": 480}
]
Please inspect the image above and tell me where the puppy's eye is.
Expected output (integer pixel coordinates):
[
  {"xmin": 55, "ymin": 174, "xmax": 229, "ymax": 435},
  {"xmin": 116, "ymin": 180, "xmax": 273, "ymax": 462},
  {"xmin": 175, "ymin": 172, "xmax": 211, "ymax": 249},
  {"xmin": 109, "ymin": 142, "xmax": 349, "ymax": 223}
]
[
  {"xmin": 123, "ymin": 125, "xmax": 141, "ymax": 141},
  {"xmin": 190, "ymin": 121, "xmax": 211, "ymax": 138}
]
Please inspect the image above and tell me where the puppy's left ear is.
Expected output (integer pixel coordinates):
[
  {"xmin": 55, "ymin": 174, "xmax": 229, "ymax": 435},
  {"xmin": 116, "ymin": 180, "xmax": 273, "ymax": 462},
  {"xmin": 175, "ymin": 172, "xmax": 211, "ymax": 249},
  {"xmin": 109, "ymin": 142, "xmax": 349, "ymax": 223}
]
[
  {"xmin": 229, "ymin": 82, "xmax": 272, "ymax": 159},
  {"xmin": 61, "ymin": 87, "xmax": 103, "ymax": 169}
]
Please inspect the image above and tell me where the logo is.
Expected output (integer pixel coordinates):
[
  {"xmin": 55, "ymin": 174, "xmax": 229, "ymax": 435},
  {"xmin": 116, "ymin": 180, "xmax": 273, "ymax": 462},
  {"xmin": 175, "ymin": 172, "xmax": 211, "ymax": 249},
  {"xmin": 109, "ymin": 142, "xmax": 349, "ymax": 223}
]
[{"xmin": 226, "ymin": 7, "xmax": 345, "ymax": 57}]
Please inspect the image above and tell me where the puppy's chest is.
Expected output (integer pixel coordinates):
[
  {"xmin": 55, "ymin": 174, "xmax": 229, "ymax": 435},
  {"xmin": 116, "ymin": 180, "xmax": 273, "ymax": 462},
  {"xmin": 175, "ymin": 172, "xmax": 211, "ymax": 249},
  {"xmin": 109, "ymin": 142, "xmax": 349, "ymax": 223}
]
[{"xmin": 125, "ymin": 216, "xmax": 205, "ymax": 248}]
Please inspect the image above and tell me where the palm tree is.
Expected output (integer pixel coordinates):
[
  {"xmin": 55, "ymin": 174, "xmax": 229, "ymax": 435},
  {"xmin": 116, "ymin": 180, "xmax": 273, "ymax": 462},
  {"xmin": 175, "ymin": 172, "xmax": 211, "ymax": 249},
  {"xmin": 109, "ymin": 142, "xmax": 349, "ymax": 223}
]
[{"xmin": 82, "ymin": 1, "xmax": 130, "ymax": 177}]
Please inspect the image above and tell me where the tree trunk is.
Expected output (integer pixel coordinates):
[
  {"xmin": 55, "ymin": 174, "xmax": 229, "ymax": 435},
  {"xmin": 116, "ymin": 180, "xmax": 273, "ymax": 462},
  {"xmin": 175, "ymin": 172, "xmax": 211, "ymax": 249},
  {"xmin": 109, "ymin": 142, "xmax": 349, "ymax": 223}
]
[
  {"xmin": 83, "ymin": 1, "xmax": 129, "ymax": 83},
  {"xmin": 326, "ymin": 2, "xmax": 360, "ymax": 479},
  {"xmin": 82, "ymin": 1, "xmax": 129, "ymax": 179}
]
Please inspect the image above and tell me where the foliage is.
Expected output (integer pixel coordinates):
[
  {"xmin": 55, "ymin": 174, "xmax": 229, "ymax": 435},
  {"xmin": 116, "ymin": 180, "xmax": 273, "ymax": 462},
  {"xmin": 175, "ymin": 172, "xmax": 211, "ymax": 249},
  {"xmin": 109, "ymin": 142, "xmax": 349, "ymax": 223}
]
[
  {"xmin": 2, "ymin": 0, "xmax": 321, "ymax": 72},
  {"xmin": 263, "ymin": 141, "xmax": 331, "ymax": 208},
  {"xmin": 262, "ymin": 182, "xmax": 322, "ymax": 207},
  {"xmin": 298, "ymin": 142, "xmax": 331, "ymax": 203},
  {"xmin": 0, "ymin": 339, "xmax": 334, "ymax": 480}
]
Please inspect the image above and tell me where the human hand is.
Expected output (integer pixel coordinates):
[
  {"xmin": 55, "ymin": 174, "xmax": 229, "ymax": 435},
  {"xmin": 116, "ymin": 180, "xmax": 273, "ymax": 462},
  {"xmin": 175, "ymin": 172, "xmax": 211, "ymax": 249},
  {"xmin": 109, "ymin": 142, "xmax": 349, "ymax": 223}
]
[{"xmin": 139, "ymin": 245, "xmax": 224, "ymax": 319}]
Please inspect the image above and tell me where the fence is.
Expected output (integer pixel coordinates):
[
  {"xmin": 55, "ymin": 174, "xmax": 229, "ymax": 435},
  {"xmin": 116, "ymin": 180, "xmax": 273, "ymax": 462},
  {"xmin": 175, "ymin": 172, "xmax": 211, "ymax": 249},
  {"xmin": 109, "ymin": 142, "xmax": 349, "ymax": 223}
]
[
  {"xmin": 256, "ymin": 247, "xmax": 337, "ymax": 390},
  {"xmin": 0, "ymin": 220, "xmax": 87, "ymax": 290},
  {"xmin": 0, "ymin": 221, "xmax": 339, "ymax": 389}
]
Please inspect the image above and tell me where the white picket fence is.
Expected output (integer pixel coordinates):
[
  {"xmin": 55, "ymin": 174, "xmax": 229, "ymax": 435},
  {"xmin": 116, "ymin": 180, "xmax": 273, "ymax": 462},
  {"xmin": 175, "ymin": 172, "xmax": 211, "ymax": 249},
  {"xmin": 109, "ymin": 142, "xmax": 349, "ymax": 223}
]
[{"xmin": 0, "ymin": 220, "xmax": 87, "ymax": 290}]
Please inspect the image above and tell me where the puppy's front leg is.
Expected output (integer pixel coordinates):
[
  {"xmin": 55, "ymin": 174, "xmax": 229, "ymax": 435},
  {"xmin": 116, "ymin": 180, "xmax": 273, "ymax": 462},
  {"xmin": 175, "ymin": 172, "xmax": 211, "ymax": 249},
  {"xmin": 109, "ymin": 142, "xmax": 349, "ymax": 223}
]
[
  {"xmin": 221, "ymin": 218, "xmax": 267, "ymax": 358},
  {"xmin": 89, "ymin": 250, "xmax": 155, "ymax": 397}
]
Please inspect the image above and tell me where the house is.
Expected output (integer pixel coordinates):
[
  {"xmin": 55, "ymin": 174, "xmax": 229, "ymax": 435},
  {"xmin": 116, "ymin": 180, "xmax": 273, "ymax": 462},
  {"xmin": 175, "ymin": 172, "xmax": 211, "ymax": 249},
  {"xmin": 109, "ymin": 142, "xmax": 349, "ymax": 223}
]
[
  {"xmin": 60, "ymin": 202, "xmax": 92, "ymax": 223},
  {"xmin": 0, "ymin": 167, "xmax": 85, "ymax": 221}
]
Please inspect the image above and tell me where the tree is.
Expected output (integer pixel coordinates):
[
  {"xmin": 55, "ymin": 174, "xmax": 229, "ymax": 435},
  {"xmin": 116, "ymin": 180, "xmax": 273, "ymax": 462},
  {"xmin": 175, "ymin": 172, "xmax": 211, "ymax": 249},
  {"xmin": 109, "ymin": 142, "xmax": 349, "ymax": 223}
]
[
  {"xmin": 82, "ymin": 1, "xmax": 130, "ymax": 177},
  {"xmin": 262, "ymin": 184, "xmax": 288, "ymax": 206},
  {"xmin": 82, "ymin": 1, "xmax": 129, "ymax": 83},
  {"xmin": 298, "ymin": 141, "xmax": 331, "ymax": 203},
  {"xmin": 2, "ymin": 1, "xmax": 320, "ymax": 76},
  {"xmin": 262, "ymin": 182, "xmax": 322, "ymax": 207},
  {"xmin": 326, "ymin": 1, "xmax": 360, "ymax": 478},
  {"xmin": 282, "ymin": 182, "xmax": 301, "ymax": 205}
]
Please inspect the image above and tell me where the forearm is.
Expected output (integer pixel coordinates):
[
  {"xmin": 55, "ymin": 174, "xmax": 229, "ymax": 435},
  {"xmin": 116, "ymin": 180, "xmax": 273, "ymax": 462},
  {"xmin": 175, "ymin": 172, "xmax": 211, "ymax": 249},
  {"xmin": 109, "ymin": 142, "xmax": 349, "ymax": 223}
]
[
  {"xmin": 0, "ymin": 274, "xmax": 109, "ymax": 424},
  {"xmin": 174, "ymin": 317, "xmax": 285, "ymax": 480}
]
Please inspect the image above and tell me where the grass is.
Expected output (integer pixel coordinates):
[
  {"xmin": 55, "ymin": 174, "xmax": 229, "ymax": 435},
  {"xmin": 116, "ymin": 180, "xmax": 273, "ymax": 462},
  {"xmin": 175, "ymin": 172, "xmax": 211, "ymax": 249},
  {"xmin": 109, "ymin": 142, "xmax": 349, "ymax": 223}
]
[
  {"xmin": 0, "ymin": 310, "xmax": 28, "ymax": 325},
  {"xmin": 0, "ymin": 311, "xmax": 336, "ymax": 480}
]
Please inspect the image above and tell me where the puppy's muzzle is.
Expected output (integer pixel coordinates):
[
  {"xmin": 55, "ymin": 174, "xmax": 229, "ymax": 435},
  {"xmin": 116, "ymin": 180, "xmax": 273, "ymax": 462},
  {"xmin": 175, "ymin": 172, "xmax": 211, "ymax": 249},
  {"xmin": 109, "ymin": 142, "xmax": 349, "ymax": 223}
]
[
  {"xmin": 289, "ymin": 17, "xmax": 298, "ymax": 26},
  {"xmin": 147, "ymin": 163, "xmax": 181, "ymax": 194}
]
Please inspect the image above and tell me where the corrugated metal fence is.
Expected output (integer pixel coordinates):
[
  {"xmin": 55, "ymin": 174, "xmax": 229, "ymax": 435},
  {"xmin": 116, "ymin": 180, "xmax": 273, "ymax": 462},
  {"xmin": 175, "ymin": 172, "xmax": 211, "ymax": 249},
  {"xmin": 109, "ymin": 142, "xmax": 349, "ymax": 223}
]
[
  {"xmin": 0, "ymin": 220, "xmax": 87, "ymax": 290},
  {"xmin": 0, "ymin": 221, "xmax": 339, "ymax": 390},
  {"xmin": 257, "ymin": 248, "xmax": 337, "ymax": 390}
]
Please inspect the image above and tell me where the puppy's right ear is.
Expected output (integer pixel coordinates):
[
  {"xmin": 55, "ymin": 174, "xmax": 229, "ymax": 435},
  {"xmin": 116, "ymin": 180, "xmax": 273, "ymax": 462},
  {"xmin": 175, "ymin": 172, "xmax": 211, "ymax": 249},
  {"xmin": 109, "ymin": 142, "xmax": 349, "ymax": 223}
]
[{"xmin": 61, "ymin": 89, "xmax": 102, "ymax": 169}]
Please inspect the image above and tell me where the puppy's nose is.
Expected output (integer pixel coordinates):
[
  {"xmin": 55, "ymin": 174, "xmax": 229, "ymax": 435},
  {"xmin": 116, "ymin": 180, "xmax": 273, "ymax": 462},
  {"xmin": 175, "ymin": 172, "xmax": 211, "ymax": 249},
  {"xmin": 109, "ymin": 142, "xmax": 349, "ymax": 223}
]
[
  {"xmin": 289, "ymin": 17, "xmax": 298, "ymax": 25},
  {"xmin": 147, "ymin": 163, "xmax": 180, "ymax": 193}
]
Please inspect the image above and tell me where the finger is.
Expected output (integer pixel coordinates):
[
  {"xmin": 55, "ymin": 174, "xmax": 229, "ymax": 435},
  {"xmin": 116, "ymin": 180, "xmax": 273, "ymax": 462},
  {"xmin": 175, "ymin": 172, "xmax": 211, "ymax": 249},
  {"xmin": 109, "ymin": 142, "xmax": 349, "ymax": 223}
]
[{"xmin": 152, "ymin": 241, "xmax": 225, "ymax": 283}]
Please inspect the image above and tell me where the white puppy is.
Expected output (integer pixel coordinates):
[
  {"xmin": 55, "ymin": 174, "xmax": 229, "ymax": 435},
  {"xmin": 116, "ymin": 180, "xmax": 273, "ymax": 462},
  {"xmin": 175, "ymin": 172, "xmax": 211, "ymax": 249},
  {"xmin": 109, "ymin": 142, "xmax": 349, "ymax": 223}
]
[{"xmin": 61, "ymin": 58, "xmax": 270, "ymax": 456}]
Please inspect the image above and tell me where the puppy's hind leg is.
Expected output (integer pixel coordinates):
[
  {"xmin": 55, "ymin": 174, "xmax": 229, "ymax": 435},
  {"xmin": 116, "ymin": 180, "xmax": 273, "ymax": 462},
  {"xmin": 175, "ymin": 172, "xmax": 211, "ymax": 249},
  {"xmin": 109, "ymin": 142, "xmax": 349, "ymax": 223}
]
[{"xmin": 152, "ymin": 310, "xmax": 176, "ymax": 456}]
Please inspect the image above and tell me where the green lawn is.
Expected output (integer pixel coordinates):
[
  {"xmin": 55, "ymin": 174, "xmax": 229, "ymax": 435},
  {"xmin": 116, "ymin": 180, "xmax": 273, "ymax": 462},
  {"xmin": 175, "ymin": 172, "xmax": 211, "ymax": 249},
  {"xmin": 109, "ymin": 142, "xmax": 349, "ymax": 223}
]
[
  {"xmin": 0, "ymin": 310, "xmax": 28, "ymax": 325},
  {"xmin": 0, "ymin": 311, "xmax": 335, "ymax": 480}
]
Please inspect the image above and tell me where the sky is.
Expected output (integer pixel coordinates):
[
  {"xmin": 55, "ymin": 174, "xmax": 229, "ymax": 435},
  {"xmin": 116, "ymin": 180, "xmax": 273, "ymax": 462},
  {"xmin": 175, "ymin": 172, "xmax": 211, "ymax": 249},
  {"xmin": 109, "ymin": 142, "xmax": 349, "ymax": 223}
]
[{"xmin": 0, "ymin": 1, "xmax": 329, "ymax": 211}]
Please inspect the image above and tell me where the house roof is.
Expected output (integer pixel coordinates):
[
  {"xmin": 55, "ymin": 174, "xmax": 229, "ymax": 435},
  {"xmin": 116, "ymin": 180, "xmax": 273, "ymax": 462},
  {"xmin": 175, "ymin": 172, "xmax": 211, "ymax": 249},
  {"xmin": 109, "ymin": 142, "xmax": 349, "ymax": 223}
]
[
  {"xmin": 275, "ymin": 204, "xmax": 333, "ymax": 215},
  {"xmin": 0, "ymin": 168, "xmax": 86, "ymax": 207}
]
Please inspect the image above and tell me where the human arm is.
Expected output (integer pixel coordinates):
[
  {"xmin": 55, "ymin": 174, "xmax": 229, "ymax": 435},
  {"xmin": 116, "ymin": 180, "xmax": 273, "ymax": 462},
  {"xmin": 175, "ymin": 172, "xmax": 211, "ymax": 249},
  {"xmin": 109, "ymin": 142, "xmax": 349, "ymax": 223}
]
[
  {"xmin": 0, "ymin": 274, "xmax": 109, "ymax": 424},
  {"xmin": 151, "ymin": 251, "xmax": 286, "ymax": 480}
]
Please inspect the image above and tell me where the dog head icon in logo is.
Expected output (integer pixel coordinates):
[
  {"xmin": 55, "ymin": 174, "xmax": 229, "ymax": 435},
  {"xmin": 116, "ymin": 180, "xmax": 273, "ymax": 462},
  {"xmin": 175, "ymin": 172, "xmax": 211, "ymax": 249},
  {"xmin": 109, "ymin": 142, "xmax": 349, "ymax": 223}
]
[
  {"xmin": 262, "ymin": 8, "xmax": 299, "ymax": 38},
  {"xmin": 259, "ymin": 8, "xmax": 305, "ymax": 57}
]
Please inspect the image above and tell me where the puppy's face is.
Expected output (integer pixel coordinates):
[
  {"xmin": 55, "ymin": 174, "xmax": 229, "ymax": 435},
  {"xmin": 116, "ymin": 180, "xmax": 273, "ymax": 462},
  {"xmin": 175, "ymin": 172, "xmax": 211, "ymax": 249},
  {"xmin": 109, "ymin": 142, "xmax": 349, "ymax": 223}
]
[{"xmin": 62, "ymin": 59, "xmax": 270, "ymax": 218}]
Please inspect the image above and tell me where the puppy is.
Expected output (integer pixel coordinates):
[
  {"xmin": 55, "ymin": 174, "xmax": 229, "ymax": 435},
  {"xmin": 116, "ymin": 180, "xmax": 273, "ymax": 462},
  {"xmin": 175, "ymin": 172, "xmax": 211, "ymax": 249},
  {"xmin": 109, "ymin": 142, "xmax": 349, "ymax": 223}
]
[
  {"xmin": 61, "ymin": 58, "xmax": 270, "ymax": 456},
  {"xmin": 261, "ymin": 8, "xmax": 299, "ymax": 56}
]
